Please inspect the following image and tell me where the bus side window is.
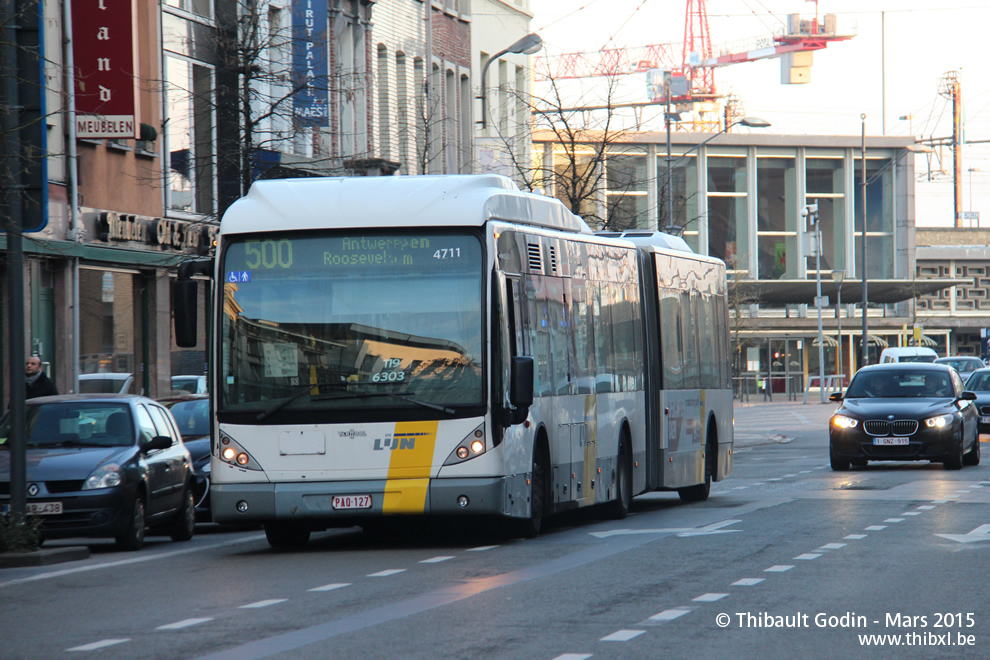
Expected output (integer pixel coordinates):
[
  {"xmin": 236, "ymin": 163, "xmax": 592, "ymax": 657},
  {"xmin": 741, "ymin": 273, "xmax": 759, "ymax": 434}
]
[
  {"xmin": 593, "ymin": 282, "xmax": 614, "ymax": 394},
  {"xmin": 660, "ymin": 288, "xmax": 683, "ymax": 390}
]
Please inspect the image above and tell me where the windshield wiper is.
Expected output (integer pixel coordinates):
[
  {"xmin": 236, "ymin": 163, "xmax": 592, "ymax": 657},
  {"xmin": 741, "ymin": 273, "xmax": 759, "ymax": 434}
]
[{"xmin": 256, "ymin": 382, "xmax": 456, "ymax": 421}]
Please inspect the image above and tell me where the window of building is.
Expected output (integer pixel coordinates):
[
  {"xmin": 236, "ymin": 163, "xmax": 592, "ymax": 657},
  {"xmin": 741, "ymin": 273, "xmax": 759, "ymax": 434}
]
[
  {"xmin": 756, "ymin": 156, "xmax": 798, "ymax": 280},
  {"xmin": 607, "ymin": 150, "xmax": 648, "ymax": 231},
  {"xmin": 707, "ymin": 155, "xmax": 748, "ymax": 276},
  {"xmin": 806, "ymin": 157, "xmax": 846, "ymax": 276},
  {"xmin": 657, "ymin": 152, "xmax": 699, "ymax": 248},
  {"xmin": 854, "ymin": 157, "xmax": 896, "ymax": 279},
  {"xmin": 79, "ymin": 269, "xmax": 137, "ymax": 392},
  {"xmin": 165, "ymin": 55, "xmax": 215, "ymax": 216}
]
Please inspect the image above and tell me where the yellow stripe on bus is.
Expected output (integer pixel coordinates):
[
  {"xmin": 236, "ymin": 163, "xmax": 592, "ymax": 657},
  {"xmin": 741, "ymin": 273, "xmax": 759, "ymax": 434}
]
[{"xmin": 382, "ymin": 420, "xmax": 438, "ymax": 514}]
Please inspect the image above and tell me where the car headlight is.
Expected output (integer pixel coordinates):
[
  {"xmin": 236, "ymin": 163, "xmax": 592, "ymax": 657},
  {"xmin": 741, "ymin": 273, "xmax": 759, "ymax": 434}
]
[
  {"xmin": 83, "ymin": 463, "xmax": 122, "ymax": 490},
  {"xmin": 924, "ymin": 414, "xmax": 954, "ymax": 428},
  {"xmin": 831, "ymin": 415, "xmax": 858, "ymax": 429}
]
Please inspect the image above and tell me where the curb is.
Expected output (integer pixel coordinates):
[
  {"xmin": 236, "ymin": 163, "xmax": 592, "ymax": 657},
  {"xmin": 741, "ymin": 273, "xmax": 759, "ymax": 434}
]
[{"xmin": 0, "ymin": 546, "xmax": 90, "ymax": 568}]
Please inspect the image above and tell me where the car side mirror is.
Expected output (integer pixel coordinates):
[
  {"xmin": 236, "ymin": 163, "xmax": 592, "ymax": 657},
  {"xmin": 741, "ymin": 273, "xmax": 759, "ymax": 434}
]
[
  {"xmin": 142, "ymin": 435, "xmax": 172, "ymax": 452},
  {"xmin": 829, "ymin": 392, "xmax": 843, "ymax": 402},
  {"xmin": 960, "ymin": 391, "xmax": 977, "ymax": 401}
]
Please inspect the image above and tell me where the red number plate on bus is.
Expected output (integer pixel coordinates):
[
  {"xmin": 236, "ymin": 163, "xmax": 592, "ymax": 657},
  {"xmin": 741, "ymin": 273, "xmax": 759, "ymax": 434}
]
[{"xmin": 332, "ymin": 495, "xmax": 372, "ymax": 510}]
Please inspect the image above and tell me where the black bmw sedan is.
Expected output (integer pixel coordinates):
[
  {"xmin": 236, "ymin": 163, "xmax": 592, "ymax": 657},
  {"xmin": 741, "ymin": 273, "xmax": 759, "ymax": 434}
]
[
  {"xmin": 0, "ymin": 394, "xmax": 196, "ymax": 550},
  {"xmin": 829, "ymin": 363, "xmax": 980, "ymax": 471}
]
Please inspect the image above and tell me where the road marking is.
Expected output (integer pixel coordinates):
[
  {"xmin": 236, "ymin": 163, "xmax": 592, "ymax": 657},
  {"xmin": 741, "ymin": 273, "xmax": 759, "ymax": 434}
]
[
  {"xmin": 308, "ymin": 583, "xmax": 351, "ymax": 592},
  {"xmin": 368, "ymin": 569, "xmax": 406, "ymax": 577},
  {"xmin": 732, "ymin": 578, "xmax": 764, "ymax": 586},
  {"xmin": 240, "ymin": 599, "xmax": 288, "ymax": 609},
  {"xmin": 649, "ymin": 608, "xmax": 692, "ymax": 621},
  {"xmin": 766, "ymin": 478, "xmax": 782, "ymax": 482},
  {"xmin": 783, "ymin": 473, "xmax": 798, "ymax": 478},
  {"xmin": 844, "ymin": 534, "xmax": 867, "ymax": 540},
  {"xmin": 818, "ymin": 543, "xmax": 846, "ymax": 550},
  {"xmin": 918, "ymin": 505, "xmax": 937, "ymax": 509},
  {"xmin": 799, "ymin": 470, "xmax": 812, "ymax": 474},
  {"xmin": 420, "ymin": 556, "xmax": 454, "ymax": 563},
  {"xmin": 591, "ymin": 519, "xmax": 741, "ymax": 539},
  {"xmin": 935, "ymin": 523, "xmax": 990, "ymax": 543},
  {"xmin": 552, "ymin": 655, "xmax": 592, "ymax": 660},
  {"xmin": 794, "ymin": 553, "xmax": 821, "ymax": 560},
  {"xmin": 67, "ymin": 639, "xmax": 129, "ymax": 651},
  {"xmin": 901, "ymin": 512, "xmax": 921, "ymax": 516},
  {"xmin": 601, "ymin": 630, "xmax": 646, "ymax": 641},
  {"xmin": 884, "ymin": 518, "xmax": 904, "ymax": 523},
  {"xmin": 752, "ymin": 482, "xmax": 765, "ymax": 486},
  {"xmin": 693, "ymin": 593, "xmax": 728, "ymax": 602},
  {"xmin": 157, "ymin": 618, "xmax": 213, "ymax": 630},
  {"xmin": 764, "ymin": 565, "xmax": 793, "ymax": 572},
  {"xmin": 865, "ymin": 525, "xmax": 887, "ymax": 531},
  {"xmin": 466, "ymin": 545, "xmax": 499, "ymax": 552}
]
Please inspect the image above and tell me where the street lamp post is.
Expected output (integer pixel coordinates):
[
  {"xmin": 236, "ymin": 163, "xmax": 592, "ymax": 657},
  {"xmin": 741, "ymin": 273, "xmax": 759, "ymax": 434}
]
[
  {"xmin": 860, "ymin": 114, "xmax": 868, "ymax": 368},
  {"xmin": 478, "ymin": 33, "xmax": 543, "ymax": 130},
  {"xmin": 832, "ymin": 269, "xmax": 845, "ymax": 385},
  {"xmin": 661, "ymin": 113, "xmax": 771, "ymax": 234},
  {"xmin": 806, "ymin": 201, "xmax": 826, "ymax": 403}
]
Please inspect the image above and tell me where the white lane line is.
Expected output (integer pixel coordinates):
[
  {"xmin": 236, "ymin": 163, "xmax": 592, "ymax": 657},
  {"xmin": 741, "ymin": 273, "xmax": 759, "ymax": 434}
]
[
  {"xmin": 932, "ymin": 500, "xmax": 948, "ymax": 504},
  {"xmin": 467, "ymin": 545, "xmax": 499, "ymax": 552},
  {"xmin": 67, "ymin": 639, "xmax": 130, "ymax": 651},
  {"xmin": 764, "ymin": 565, "xmax": 794, "ymax": 572},
  {"xmin": 844, "ymin": 534, "xmax": 867, "ymax": 540},
  {"xmin": 649, "ymin": 608, "xmax": 692, "ymax": 621},
  {"xmin": 794, "ymin": 553, "xmax": 822, "ymax": 560},
  {"xmin": 818, "ymin": 543, "xmax": 847, "ymax": 550},
  {"xmin": 420, "ymin": 556, "xmax": 454, "ymax": 564},
  {"xmin": 157, "ymin": 618, "xmax": 213, "ymax": 630},
  {"xmin": 552, "ymin": 655, "xmax": 592, "ymax": 660},
  {"xmin": 799, "ymin": 470, "xmax": 812, "ymax": 474},
  {"xmin": 884, "ymin": 518, "xmax": 905, "ymax": 523},
  {"xmin": 308, "ymin": 583, "xmax": 351, "ymax": 592},
  {"xmin": 766, "ymin": 478, "xmax": 782, "ymax": 482},
  {"xmin": 783, "ymin": 473, "xmax": 798, "ymax": 478},
  {"xmin": 601, "ymin": 630, "xmax": 646, "ymax": 642},
  {"xmin": 901, "ymin": 512, "xmax": 921, "ymax": 516},
  {"xmin": 239, "ymin": 599, "xmax": 288, "ymax": 609},
  {"xmin": 865, "ymin": 525, "xmax": 887, "ymax": 531},
  {"xmin": 918, "ymin": 505, "xmax": 937, "ymax": 509},
  {"xmin": 732, "ymin": 578, "xmax": 764, "ymax": 586},
  {"xmin": 368, "ymin": 569, "xmax": 406, "ymax": 577},
  {"xmin": 693, "ymin": 593, "xmax": 728, "ymax": 602},
  {"xmin": 752, "ymin": 482, "xmax": 766, "ymax": 486}
]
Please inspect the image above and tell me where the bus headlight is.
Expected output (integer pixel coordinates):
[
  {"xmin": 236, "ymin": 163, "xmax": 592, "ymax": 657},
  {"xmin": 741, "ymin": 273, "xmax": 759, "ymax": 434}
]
[
  {"xmin": 217, "ymin": 432, "xmax": 262, "ymax": 471},
  {"xmin": 444, "ymin": 423, "xmax": 487, "ymax": 465}
]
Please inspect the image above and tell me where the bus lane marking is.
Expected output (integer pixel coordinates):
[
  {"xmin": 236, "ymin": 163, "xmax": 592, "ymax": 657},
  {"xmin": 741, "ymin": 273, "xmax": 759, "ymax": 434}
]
[
  {"xmin": 368, "ymin": 569, "xmax": 406, "ymax": 577},
  {"xmin": 794, "ymin": 553, "xmax": 821, "ymax": 560},
  {"xmin": 157, "ymin": 618, "xmax": 214, "ymax": 630},
  {"xmin": 420, "ymin": 556, "xmax": 454, "ymax": 563},
  {"xmin": 601, "ymin": 630, "xmax": 645, "ymax": 641},
  {"xmin": 67, "ymin": 639, "xmax": 130, "ymax": 652},
  {"xmin": 308, "ymin": 583, "xmax": 351, "ymax": 592},
  {"xmin": 648, "ymin": 607, "xmax": 692, "ymax": 622},
  {"xmin": 240, "ymin": 599, "xmax": 288, "ymax": 609},
  {"xmin": 732, "ymin": 578, "xmax": 764, "ymax": 586},
  {"xmin": 551, "ymin": 655, "xmax": 592, "ymax": 660},
  {"xmin": 693, "ymin": 593, "xmax": 728, "ymax": 602},
  {"xmin": 844, "ymin": 534, "xmax": 867, "ymax": 540},
  {"xmin": 764, "ymin": 565, "xmax": 793, "ymax": 572}
]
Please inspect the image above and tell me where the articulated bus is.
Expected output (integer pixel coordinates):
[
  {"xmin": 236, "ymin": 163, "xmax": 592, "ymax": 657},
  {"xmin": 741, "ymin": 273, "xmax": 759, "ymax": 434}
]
[{"xmin": 173, "ymin": 175, "xmax": 732, "ymax": 547}]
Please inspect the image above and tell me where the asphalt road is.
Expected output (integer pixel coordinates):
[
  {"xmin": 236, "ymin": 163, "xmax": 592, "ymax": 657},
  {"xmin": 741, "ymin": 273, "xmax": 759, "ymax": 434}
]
[{"xmin": 3, "ymin": 399, "xmax": 989, "ymax": 659}]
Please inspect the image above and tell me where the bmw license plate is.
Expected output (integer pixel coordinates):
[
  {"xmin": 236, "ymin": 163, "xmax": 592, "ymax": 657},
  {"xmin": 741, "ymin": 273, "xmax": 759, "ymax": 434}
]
[
  {"xmin": 980, "ymin": 416, "xmax": 990, "ymax": 424},
  {"xmin": 874, "ymin": 438, "xmax": 909, "ymax": 446},
  {"xmin": 332, "ymin": 495, "xmax": 372, "ymax": 510}
]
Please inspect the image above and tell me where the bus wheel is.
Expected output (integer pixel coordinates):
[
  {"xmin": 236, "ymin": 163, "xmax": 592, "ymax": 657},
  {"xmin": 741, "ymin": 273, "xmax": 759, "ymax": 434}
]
[
  {"xmin": 605, "ymin": 431, "xmax": 632, "ymax": 519},
  {"xmin": 512, "ymin": 438, "xmax": 549, "ymax": 538},
  {"xmin": 265, "ymin": 522, "xmax": 311, "ymax": 549},
  {"xmin": 679, "ymin": 428, "xmax": 714, "ymax": 503}
]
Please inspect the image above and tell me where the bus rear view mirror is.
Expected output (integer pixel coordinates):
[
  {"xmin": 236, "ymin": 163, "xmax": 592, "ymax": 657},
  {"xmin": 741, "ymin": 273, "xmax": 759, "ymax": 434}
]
[{"xmin": 510, "ymin": 356, "xmax": 535, "ymax": 424}]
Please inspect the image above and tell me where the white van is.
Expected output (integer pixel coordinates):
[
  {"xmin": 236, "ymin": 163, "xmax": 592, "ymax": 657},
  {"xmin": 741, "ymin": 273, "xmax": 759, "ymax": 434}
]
[{"xmin": 878, "ymin": 347, "xmax": 938, "ymax": 364}]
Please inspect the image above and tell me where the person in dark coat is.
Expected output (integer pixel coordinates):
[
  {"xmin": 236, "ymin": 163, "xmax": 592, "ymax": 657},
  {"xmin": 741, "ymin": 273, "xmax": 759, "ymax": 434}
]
[{"xmin": 26, "ymin": 356, "xmax": 58, "ymax": 399}]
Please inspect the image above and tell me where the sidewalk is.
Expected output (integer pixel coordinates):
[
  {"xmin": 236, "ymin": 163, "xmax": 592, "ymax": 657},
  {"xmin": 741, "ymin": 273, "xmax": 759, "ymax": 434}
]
[{"xmin": 732, "ymin": 397, "xmax": 837, "ymax": 448}]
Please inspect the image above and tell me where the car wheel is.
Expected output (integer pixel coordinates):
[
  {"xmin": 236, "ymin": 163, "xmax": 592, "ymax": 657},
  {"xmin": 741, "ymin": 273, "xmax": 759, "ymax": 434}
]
[
  {"xmin": 606, "ymin": 431, "xmax": 634, "ymax": 517},
  {"xmin": 964, "ymin": 433, "xmax": 981, "ymax": 466},
  {"xmin": 830, "ymin": 445, "xmax": 851, "ymax": 471},
  {"xmin": 944, "ymin": 433, "xmax": 965, "ymax": 470},
  {"xmin": 264, "ymin": 522, "xmax": 311, "ymax": 549},
  {"xmin": 170, "ymin": 488, "xmax": 196, "ymax": 541},
  {"xmin": 116, "ymin": 497, "xmax": 146, "ymax": 551}
]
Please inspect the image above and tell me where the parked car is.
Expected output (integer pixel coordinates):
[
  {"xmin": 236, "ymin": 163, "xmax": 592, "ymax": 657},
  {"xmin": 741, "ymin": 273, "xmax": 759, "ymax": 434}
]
[
  {"xmin": 964, "ymin": 368, "xmax": 990, "ymax": 438},
  {"xmin": 78, "ymin": 372, "xmax": 134, "ymax": 394},
  {"xmin": 934, "ymin": 356, "xmax": 985, "ymax": 377},
  {"xmin": 0, "ymin": 394, "xmax": 196, "ymax": 550},
  {"xmin": 829, "ymin": 364, "xmax": 979, "ymax": 471},
  {"xmin": 171, "ymin": 375, "xmax": 207, "ymax": 395},
  {"xmin": 878, "ymin": 346, "xmax": 938, "ymax": 364},
  {"xmin": 157, "ymin": 394, "xmax": 211, "ymax": 521}
]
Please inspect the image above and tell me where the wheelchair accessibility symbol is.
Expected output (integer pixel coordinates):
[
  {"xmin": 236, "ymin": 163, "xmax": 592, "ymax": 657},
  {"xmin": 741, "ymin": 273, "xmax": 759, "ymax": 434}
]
[{"xmin": 227, "ymin": 271, "xmax": 251, "ymax": 283}]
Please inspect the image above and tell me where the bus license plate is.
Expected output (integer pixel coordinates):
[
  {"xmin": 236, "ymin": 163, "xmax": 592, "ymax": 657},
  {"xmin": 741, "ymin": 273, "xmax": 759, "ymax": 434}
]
[
  {"xmin": 980, "ymin": 416, "xmax": 990, "ymax": 424},
  {"xmin": 874, "ymin": 438, "xmax": 909, "ymax": 446},
  {"xmin": 332, "ymin": 495, "xmax": 372, "ymax": 510}
]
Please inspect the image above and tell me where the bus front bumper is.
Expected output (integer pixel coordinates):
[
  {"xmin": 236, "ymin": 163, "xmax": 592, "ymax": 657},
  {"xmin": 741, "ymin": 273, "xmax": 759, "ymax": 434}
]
[{"xmin": 211, "ymin": 476, "xmax": 527, "ymax": 525}]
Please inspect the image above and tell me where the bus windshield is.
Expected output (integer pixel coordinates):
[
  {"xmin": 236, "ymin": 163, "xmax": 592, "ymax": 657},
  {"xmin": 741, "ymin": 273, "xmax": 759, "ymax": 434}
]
[{"xmin": 219, "ymin": 231, "xmax": 484, "ymax": 414}]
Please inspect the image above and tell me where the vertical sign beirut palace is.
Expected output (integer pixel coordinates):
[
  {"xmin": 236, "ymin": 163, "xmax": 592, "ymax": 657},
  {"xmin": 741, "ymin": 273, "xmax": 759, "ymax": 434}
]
[{"xmin": 72, "ymin": 0, "xmax": 138, "ymax": 139}]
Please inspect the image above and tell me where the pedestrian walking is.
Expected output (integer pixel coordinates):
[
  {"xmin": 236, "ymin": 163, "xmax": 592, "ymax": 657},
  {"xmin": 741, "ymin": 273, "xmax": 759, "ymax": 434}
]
[{"xmin": 26, "ymin": 356, "xmax": 58, "ymax": 399}]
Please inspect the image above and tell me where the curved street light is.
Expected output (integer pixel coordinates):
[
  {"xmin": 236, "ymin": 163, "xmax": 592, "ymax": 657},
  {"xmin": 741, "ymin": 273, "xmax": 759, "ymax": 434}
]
[{"xmin": 478, "ymin": 33, "xmax": 543, "ymax": 130}]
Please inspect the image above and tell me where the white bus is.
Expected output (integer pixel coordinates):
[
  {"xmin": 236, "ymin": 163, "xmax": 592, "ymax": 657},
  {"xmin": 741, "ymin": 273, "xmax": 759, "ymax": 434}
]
[{"xmin": 173, "ymin": 175, "xmax": 732, "ymax": 547}]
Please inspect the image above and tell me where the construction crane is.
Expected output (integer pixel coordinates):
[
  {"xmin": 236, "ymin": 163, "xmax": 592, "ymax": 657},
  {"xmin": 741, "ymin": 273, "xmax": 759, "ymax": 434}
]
[{"xmin": 535, "ymin": 0, "xmax": 854, "ymax": 131}]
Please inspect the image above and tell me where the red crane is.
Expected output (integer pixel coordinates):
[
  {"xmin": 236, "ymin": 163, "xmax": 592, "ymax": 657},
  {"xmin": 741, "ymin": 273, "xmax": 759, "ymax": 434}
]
[{"xmin": 535, "ymin": 1, "xmax": 853, "ymax": 129}]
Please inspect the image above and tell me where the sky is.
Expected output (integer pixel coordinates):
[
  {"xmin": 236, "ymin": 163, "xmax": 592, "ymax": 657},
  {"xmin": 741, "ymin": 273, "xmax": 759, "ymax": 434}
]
[{"xmin": 530, "ymin": 0, "xmax": 990, "ymax": 227}]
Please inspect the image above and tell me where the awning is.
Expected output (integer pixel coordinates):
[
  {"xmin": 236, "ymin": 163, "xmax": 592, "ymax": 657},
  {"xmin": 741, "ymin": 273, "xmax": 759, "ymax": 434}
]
[
  {"xmin": 865, "ymin": 335, "xmax": 889, "ymax": 347},
  {"xmin": 908, "ymin": 335, "xmax": 938, "ymax": 347},
  {"xmin": 729, "ymin": 278, "xmax": 968, "ymax": 306},
  {"xmin": 812, "ymin": 335, "xmax": 839, "ymax": 347}
]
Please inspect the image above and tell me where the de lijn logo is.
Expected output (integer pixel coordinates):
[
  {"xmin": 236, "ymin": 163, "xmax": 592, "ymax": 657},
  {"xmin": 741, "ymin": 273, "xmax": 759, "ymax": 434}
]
[{"xmin": 373, "ymin": 432, "xmax": 424, "ymax": 451}]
